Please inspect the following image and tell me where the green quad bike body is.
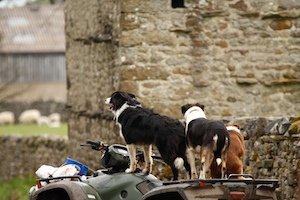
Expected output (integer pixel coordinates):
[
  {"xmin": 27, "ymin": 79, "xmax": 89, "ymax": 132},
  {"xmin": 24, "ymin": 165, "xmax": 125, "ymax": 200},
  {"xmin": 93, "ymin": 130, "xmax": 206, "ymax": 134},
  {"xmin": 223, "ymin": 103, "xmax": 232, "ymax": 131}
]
[{"xmin": 29, "ymin": 140, "xmax": 279, "ymax": 200}]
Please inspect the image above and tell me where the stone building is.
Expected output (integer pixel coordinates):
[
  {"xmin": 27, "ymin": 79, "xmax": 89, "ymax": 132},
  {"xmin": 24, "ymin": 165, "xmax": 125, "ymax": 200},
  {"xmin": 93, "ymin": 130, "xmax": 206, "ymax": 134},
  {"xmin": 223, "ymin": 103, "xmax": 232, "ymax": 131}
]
[
  {"xmin": 65, "ymin": 0, "xmax": 300, "ymax": 147},
  {"xmin": 64, "ymin": 0, "xmax": 300, "ymax": 199}
]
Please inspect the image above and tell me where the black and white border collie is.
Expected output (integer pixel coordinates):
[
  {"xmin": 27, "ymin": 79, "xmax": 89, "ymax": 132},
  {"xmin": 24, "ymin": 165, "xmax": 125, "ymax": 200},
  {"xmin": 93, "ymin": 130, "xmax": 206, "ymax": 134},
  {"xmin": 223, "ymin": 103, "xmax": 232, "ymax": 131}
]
[
  {"xmin": 106, "ymin": 91, "xmax": 191, "ymax": 180},
  {"xmin": 181, "ymin": 103, "xmax": 230, "ymax": 179}
]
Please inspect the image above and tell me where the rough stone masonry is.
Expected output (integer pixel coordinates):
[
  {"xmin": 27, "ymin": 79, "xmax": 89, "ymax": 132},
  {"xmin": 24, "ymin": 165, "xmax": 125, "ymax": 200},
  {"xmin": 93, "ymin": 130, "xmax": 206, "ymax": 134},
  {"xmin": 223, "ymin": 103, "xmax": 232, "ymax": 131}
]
[
  {"xmin": 63, "ymin": 0, "xmax": 300, "ymax": 199},
  {"xmin": 65, "ymin": 0, "xmax": 300, "ymax": 119}
]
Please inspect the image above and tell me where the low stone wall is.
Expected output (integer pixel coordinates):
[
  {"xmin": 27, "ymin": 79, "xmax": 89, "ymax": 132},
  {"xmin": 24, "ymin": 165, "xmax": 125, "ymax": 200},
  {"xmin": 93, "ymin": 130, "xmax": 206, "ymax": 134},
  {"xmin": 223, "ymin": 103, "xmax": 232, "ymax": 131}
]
[
  {"xmin": 228, "ymin": 117, "xmax": 300, "ymax": 200},
  {"xmin": 0, "ymin": 135, "xmax": 68, "ymax": 181},
  {"xmin": 0, "ymin": 116, "xmax": 299, "ymax": 199}
]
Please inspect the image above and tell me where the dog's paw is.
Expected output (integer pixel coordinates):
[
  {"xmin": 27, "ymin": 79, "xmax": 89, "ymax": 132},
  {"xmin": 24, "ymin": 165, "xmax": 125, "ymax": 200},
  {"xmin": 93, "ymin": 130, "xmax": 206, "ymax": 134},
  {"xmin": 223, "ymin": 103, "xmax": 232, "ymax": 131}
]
[
  {"xmin": 125, "ymin": 168, "xmax": 135, "ymax": 173},
  {"xmin": 142, "ymin": 168, "xmax": 150, "ymax": 175},
  {"xmin": 190, "ymin": 172, "xmax": 198, "ymax": 179},
  {"xmin": 199, "ymin": 172, "xmax": 206, "ymax": 179},
  {"xmin": 191, "ymin": 175, "xmax": 198, "ymax": 179}
]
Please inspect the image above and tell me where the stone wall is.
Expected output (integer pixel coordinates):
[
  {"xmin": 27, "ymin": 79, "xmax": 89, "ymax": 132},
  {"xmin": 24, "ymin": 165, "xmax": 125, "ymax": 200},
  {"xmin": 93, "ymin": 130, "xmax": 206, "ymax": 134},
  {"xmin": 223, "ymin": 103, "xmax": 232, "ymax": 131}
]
[
  {"xmin": 0, "ymin": 117, "xmax": 299, "ymax": 199},
  {"xmin": 64, "ymin": 0, "xmax": 300, "ymax": 118},
  {"xmin": 64, "ymin": 0, "xmax": 121, "ymax": 162},
  {"xmin": 229, "ymin": 116, "xmax": 300, "ymax": 200},
  {"xmin": 117, "ymin": 0, "xmax": 300, "ymax": 119},
  {"xmin": 64, "ymin": 0, "xmax": 300, "ymax": 157},
  {"xmin": 0, "ymin": 135, "xmax": 68, "ymax": 181},
  {"xmin": 63, "ymin": 1, "xmax": 300, "ymax": 134}
]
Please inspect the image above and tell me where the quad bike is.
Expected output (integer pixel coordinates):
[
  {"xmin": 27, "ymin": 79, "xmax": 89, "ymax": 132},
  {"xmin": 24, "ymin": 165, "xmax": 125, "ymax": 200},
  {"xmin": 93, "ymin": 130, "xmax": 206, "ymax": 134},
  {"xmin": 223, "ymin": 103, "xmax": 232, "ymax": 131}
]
[{"xmin": 29, "ymin": 140, "xmax": 279, "ymax": 200}]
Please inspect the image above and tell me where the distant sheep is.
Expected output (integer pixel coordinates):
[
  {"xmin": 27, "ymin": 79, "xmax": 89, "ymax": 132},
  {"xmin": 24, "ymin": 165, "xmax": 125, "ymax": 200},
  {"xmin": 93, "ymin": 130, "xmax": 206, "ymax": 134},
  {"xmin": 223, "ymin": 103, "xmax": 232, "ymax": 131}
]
[
  {"xmin": 48, "ymin": 113, "xmax": 61, "ymax": 122},
  {"xmin": 37, "ymin": 116, "xmax": 50, "ymax": 127},
  {"xmin": 0, "ymin": 111, "xmax": 15, "ymax": 125},
  {"xmin": 19, "ymin": 109, "xmax": 41, "ymax": 124},
  {"xmin": 48, "ymin": 113, "xmax": 61, "ymax": 127}
]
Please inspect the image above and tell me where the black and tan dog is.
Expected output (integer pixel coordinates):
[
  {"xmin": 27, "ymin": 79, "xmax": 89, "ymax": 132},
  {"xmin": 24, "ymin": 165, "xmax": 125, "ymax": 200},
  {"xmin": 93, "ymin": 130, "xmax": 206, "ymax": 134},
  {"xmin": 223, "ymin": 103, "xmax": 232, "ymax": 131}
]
[{"xmin": 181, "ymin": 103, "xmax": 230, "ymax": 179}]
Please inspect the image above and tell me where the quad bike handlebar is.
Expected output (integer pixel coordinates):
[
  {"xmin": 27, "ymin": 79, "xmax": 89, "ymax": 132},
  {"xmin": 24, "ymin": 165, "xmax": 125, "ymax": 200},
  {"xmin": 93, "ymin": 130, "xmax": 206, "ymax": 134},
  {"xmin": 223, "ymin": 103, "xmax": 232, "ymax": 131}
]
[
  {"xmin": 80, "ymin": 140, "xmax": 109, "ymax": 151},
  {"xmin": 80, "ymin": 139, "xmax": 164, "ymax": 173}
]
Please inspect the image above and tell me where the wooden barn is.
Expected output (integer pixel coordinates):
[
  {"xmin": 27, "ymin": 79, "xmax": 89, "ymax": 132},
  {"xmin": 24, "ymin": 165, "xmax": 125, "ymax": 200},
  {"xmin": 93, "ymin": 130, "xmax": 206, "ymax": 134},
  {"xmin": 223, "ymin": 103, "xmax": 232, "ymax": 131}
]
[{"xmin": 0, "ymin": 3, "xmax": 66, "ymax": 102}]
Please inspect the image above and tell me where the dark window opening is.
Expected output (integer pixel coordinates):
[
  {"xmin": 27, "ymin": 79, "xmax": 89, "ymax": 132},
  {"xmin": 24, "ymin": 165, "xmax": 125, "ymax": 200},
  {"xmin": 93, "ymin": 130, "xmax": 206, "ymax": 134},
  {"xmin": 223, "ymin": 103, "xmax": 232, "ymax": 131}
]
[{"xmin": 172, "ymin": 0, "xmax": 185, "ymax": 8}]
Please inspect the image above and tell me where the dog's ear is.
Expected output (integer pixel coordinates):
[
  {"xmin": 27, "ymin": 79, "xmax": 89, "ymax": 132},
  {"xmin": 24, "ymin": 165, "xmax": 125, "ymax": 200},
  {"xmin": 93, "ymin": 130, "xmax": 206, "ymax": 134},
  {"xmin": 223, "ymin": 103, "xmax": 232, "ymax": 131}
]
[
  {"xmin": 232, "ymin": 124, "xmax": 240, "ymax": 129},
  {"xmin": 225, "ymin": 123, "xmax": 241, "ymax": 130},
  {"xmin": 127, "ymin": 98, "xmax": 141, "ymax": 106},
  {"xmin": 195, "ymin": 103, "xmax": 205, "ymax": 111},
  {"xmin": 118, "ymin": 91, "xmax": 135, "ymax": 101},
  {"xmin": 181, "ymin": 104, "xmax": 190, "ymax": 114},
  {"xmin": 111, "ymin": 91, "xmax": 123, "ymax": 100},
  {"xmin": 122, "ymin": 92, "xmax": 141, "ymax": 106},
  {"xmin": 128, "ymin": 93, "xmax": 136, "ymax": 99}
]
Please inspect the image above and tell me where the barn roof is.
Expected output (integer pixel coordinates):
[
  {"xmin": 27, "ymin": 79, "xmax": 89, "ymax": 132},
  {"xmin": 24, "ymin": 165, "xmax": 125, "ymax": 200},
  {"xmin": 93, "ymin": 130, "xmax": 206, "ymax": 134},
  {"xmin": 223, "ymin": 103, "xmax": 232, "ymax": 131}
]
[{"xmin": 0, "ymin": 3, "xmax": 65, "ymax": 53}]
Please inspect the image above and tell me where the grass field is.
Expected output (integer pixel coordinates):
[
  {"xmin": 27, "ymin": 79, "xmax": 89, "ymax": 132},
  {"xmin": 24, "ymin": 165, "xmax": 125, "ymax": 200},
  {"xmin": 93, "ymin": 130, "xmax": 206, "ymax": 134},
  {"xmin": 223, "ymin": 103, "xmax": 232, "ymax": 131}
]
[
  {"xmin": 0, "ymin": 123, "xmax": 68, "ymax": 136},
  {"xmin": 0, "ymin": 123, "xmax": 68, "ymax": 200},
  {"xmin": 0, "ymin": 175, "xmax": 36, "ymax": 200}
]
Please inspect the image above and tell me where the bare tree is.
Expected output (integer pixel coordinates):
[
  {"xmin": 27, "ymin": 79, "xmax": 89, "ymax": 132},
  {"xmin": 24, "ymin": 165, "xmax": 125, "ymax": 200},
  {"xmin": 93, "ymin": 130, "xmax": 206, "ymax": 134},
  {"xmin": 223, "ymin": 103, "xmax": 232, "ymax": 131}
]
[{"xmin": 0, "ymin": 58, "xmax": 32, "ymax": 102}]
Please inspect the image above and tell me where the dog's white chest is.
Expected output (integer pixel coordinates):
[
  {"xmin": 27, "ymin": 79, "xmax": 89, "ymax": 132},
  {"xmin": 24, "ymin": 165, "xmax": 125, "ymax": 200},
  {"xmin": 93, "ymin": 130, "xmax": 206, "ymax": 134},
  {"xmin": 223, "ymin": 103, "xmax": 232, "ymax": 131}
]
[{"xmin": 116, "ymin": 123, "xmax": 124, "ymax": 139}]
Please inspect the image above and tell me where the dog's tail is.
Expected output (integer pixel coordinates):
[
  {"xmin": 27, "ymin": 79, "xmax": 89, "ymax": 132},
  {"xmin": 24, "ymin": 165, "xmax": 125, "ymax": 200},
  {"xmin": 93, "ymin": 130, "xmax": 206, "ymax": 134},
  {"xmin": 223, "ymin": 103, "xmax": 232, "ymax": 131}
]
[
  {"xmin": 216, "ymin": 158, "xmax": 222, "ymax": 166},
  {"xmin": 174, "ymin": 157, "xmax": 184, "ymax": 170},
  {"xmin": 213, "ymin": 134, "xmax": 230, "ymax": 166}
]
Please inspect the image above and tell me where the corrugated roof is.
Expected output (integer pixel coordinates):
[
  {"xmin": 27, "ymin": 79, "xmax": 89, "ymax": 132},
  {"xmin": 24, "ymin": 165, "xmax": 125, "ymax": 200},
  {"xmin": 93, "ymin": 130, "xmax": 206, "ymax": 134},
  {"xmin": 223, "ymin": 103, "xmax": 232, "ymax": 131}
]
[{"xmin": 0, "ymin": 3, "xmax": 65, "ymax": 53}]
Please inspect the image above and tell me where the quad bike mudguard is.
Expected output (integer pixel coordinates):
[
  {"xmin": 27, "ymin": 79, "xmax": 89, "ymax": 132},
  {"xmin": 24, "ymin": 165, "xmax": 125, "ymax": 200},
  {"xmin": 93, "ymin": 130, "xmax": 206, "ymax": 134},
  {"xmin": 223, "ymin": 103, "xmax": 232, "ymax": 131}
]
[{"xmin": 30, "ymin": 180, "xmax": 102, "ymax": 200}]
